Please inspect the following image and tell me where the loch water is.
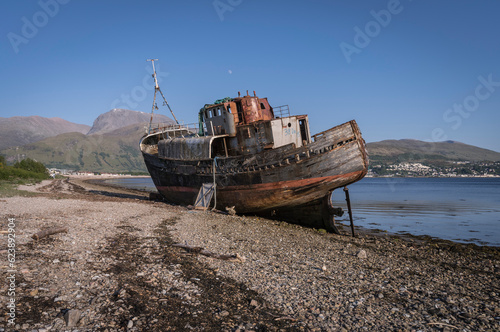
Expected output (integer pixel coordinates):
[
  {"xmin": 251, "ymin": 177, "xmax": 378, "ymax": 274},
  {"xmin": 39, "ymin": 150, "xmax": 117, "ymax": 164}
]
[{"xmin": 104, "ymin": 177, "xmax": 500, "ymax": 246}]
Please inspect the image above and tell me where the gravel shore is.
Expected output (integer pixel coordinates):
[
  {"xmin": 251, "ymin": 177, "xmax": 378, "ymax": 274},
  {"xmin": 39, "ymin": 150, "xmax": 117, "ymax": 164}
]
[{"xmin": 1, "ymin": 177, "xmax": 499, "ymax": 331}]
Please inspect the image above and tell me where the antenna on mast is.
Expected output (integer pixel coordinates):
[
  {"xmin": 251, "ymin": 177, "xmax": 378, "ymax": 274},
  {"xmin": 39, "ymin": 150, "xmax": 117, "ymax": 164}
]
[
  {"xmin": 146, "ymin": 59, "xmax": 179, "ymax": 134},
  {"xmin": 148, "ymin": 58, "xmax": 159, "ymax": 89}
]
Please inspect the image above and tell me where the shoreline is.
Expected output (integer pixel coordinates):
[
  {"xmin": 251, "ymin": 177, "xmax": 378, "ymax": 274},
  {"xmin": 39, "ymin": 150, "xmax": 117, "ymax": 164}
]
[
  {"xmin": 1, "ymin": 178, "xmax": 498, "ymax": 330},
  {"xmin": 86, "ymin": 175, "xmax": 500, "ymax": 249},
  {"xmin": 366, "ymin": 175, "xmax": 500, "ymax": 178}
]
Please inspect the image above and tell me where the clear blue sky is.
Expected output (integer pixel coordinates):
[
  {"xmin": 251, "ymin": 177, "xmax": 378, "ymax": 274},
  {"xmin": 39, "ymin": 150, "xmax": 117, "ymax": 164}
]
[{"xmin": 1, "ymin": 0, "xmax": 499, "ymax": 151}]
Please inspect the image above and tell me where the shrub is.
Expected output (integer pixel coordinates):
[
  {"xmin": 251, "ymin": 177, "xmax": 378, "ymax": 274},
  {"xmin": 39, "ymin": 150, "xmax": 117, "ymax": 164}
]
[
  {"xmin": 13, "ymin": 158, "xmax": 49, "ymax": 176},
  {"xmin": 0, "ymin": 167, "xmax": 50, "ymax": 181}
]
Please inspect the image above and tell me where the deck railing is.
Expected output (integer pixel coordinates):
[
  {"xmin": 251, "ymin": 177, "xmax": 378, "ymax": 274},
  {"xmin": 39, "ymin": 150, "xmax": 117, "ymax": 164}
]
[
  {"xmin": 273, "ymin": 105, "xmax": 290, "ymax": 118},
  {"xmin": 149, "ymin": 121, "xmax": 202, "ymax": 137}
]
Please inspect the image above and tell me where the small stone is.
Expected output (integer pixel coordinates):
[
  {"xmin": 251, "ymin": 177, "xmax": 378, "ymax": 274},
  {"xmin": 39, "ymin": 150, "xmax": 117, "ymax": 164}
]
[
  {"xmin": 250, "ymin": 299, "xmax": 258, "ymax": 307},
  {"xmin": 52, "ymin": 318, "xmax": 65, "ymax": 330},
  {"xmin": 64, "ymin": 309, "xmax": 81, "ymax": 327},
  {"xmin": 459, "ymin": 312, "xmax": 471, "ymax": 319},
  {"xmin": 220, "ymin": 310, "xmax": 229, "ymax": 317},
  {"xmin": 225, "ymin": 206, "xmax": 236, "ymax": 215},
  {"xmin": 357, "ymin": 250, "xmax": 367, "ymax": 259},
  {"xmin": 127, "ymin": 320, "xmax": 133, "ymax": 329},
  {"xmin": 53, "ymin": 259, "xmax": 60, "ymax": 263},
  {"xmin": 78, "ymin": 316, "xmax": 88, "ymax": 327}
]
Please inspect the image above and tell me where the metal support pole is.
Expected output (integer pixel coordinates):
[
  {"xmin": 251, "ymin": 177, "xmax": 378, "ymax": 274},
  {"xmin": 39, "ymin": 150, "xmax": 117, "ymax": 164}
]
[
  {"xmin": 157, "ymin": 87, "xmax": 179, "ymax": 125},
  {"xmin": 147, "ymin": 59, "xmax": 159, "ymax": 134},
  {"xmin": 212, "ymin": 157, "xmax": 217, "ymax": 210},
  {"xmin": 344, "ymin": 186, "xmax": 356, "ymax": 237},
  {"xmin": 148, "ymin": 88, "xmax": 157, "ymax": 134},
  {"xmin": 146, "ymin": 59, "xmax": 180, "ymax": 131}
]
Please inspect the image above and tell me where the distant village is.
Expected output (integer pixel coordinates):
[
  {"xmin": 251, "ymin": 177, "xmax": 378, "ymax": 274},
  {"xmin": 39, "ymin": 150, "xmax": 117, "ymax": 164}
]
[
  {"xmin": 48, "ymin": 161, "xmax": 500, "ymax": 179},
  {"xmin": 48, "ymin": 168, "xmax": 139, "ymax": 178},
  {"xmin": 368, "ymin": 161, "xmax": 500, "ymax": 177}
]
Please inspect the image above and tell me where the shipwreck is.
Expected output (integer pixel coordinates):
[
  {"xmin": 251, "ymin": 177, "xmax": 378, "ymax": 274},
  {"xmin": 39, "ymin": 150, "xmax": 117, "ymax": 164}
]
[{"xmin": 140, "ymin": 60, "xmax": 369, "ymax": 233}]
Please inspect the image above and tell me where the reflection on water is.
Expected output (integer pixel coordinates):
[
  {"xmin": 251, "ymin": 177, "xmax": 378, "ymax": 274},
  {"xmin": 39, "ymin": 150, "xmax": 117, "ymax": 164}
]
[
  {"xmin": 104, "ymin": 177, "xmax": 157, "ymax": 192},
  {"xmin": 105, "ymin": 177, "xmax": 500, "ymax": 246},
  {"xmin": 332, "ymin": 178, "xmax": 500, "ymax": 246}
]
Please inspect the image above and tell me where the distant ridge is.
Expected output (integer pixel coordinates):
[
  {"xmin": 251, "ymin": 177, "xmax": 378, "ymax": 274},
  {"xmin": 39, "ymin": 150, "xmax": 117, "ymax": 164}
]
[
  {"xmin": 3, "ymin": 112, "xmax": 499, "ymax": 173},
  {"xmin": 367, "ymin": 139, "xmax": 500, "ymax": 163},
  {"xmin": 0, "ymin": 116, "xmax": 90, "ymax": 150},
  {"xmin": 1, "ymin": 123, "xmax": 150, "ymax": 173},
  {"xmin": 1, "ymin": 109, "xmax": 176, "ymax": 173},
  {"xmin": 87, "ymin": 108, "xmax": 174, "ymax": 135}
]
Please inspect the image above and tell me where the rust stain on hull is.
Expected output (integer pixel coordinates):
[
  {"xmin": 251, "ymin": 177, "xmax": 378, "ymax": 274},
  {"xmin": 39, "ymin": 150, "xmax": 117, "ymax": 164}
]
[{"xmin": 157, "ymin": 170, "xmax": 364, "ymax": 212}]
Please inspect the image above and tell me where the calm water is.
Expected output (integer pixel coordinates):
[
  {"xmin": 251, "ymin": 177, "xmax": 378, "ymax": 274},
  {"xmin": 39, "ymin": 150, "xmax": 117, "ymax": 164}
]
[{"xmin": 104, "ymin": 177, "xmax": 500, "ymax": 246}]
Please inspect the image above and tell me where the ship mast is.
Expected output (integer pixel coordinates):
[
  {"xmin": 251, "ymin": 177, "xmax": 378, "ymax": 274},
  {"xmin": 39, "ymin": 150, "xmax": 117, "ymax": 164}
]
[{"xmin": 146, "ymin": 59, "xmax": 179, "ymax": 134}]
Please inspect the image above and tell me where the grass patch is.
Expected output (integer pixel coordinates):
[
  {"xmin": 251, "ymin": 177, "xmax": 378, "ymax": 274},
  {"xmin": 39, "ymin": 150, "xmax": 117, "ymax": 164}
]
[
  {"xmin": 0, "ymin": 165, "xmax": 50, "ymax": 197},
  {"xmin": 0, "ymin": 180, "xmax": 39, "ymax": 197}
]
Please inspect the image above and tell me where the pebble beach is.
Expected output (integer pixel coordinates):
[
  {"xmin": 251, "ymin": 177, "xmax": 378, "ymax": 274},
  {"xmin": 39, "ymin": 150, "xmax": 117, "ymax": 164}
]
[{"xmin": 1, "ymin": 177, "xmax": 499, "ymax": 331}]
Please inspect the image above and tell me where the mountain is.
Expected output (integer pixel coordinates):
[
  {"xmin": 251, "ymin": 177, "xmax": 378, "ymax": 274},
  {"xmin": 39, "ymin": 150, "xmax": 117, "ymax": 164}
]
[
  {"xmin": 1, "ymin": 123, "xmax": 149, "ymax": 173},
  {"xmin": 87, "ymin": 108, "xmax": 174, "ymax": 135},
  {"xmin": 1, "ymin": 109, "xmax": 177, "ymax": 173},
  {"xmin": 0, "ymin": 116, "xmax": 90, "ymax": 150},
  {"xmin": 366, "ymin": 139, "xmax": 500, "ymax": 163},
  {"xmin": 4, "ymin": 111, "xmax": 499, "ymax": 174}
]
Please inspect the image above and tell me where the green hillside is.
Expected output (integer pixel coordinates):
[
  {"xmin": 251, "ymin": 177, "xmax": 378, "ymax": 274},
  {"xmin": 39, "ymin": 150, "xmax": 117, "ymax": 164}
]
[
  {"xmin": 1, "ymin": 123, "xmax": 149, "ymax": 173},
  {"xmin": 367, "ymin": 139, "xmax": 500, "ymax": 164}
]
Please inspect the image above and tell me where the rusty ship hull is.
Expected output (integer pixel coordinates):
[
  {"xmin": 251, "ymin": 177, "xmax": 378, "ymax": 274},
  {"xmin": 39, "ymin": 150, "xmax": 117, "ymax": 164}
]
[
  {"xmin": 141, "ymin": 119, "xmax": 368, "ymax": 229},
  {"xmin": 139, "ymin": 82, "xmax": 368, "ymax": 231}
]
